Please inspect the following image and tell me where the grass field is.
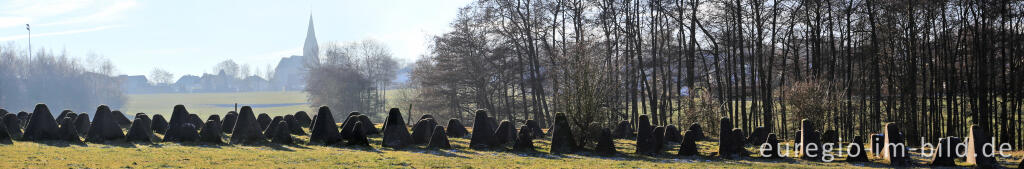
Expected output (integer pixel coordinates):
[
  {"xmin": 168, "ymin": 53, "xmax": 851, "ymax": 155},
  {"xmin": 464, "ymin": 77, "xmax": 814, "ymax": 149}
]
[
  {"xmin": 77, "ymin": 91, "xmax": 1023, "ymax": 168},
  {"xmin": 119, "ymin": 90, "xmax": 418, "ymax": 119},
  {"xmin": 0, "ymin": 126, "xmax": 934, "ymax": 168},
  {"xmin": 3, "ymin": 127, "xmax": 1020, "ymax": 168},
  {"xmin": 119, "ymin": 91, "xmax": 312, "ymax": 118}
]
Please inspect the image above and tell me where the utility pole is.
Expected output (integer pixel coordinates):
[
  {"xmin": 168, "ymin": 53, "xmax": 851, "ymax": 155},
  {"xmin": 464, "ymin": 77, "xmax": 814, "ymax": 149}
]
[{"xmin": 26, "ymin": 24, "xmax": 30, "ymax": 59}]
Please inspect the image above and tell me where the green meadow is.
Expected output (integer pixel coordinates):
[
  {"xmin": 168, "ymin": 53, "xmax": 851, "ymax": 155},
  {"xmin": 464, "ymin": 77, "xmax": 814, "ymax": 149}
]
[{"xmin": 119, "ymin": 91, "xmax": 312, "ymax": 118}]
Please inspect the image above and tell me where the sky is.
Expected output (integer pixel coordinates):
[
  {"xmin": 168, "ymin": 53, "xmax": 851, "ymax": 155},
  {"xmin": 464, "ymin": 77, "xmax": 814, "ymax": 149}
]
[{"xmin": 0, "ymin": 0, "xmax": 471, "ymax": 78}]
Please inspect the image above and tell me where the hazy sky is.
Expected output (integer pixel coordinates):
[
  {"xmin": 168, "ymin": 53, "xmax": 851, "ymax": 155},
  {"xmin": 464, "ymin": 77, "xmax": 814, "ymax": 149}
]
[{"xmin": 0, "ymin": 0, "xmax": 471, "ymax": 78}]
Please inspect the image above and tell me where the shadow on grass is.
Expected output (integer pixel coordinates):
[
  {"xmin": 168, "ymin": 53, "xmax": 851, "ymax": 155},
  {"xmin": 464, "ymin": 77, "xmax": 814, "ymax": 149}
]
[
  {"xmin": 284, "ymin": 143, "xmax": 313, "ymax": 150},
  {"xmin": 378, "ymin": 144, "xmax": 424, "ymax": 151},
  {"xmin": 47, "ymin": 139, "xmax": 144, "ymax": 148},
  {"xmin": 267, "ymin": 144, "xmax": 297, "ymax": 151},
  {"xmin": 104, "ymin": 141, "xmax": 139, "ymax": 148},
  {"xmin": 145, "ymin": 143, "xmax": 166, "ymax": 148},
  {"xmin": 346, "ymin": 145, "xmax": 383, "ymax": 153},
  {"xmin": 306, "ymin": 141, "xmax": 383, "ymax": 153},
  {"xmin": 40, "ymin": 140, "xmax": 88, "ymax": 147},
  {"xmin": 379, "ymin": 143, "xmax": 482, "ymax": 158},
  {"xmin": 89, "ymin": 140, "xmax": 145, "ymax": 148},
  {"xmin": 527, "ymin": 150, "xmax": 577, "ymax": 159},
  {"xmin": 422, "ymin": 148, "xmax": 471, "ymax": 159},
  {"xmin": 449, "ymin": 138, "xmax": 470, "ymax": 144},
  {"xmin": 173, "ymin": 141, "xmax": 226, "ymax": 148}
]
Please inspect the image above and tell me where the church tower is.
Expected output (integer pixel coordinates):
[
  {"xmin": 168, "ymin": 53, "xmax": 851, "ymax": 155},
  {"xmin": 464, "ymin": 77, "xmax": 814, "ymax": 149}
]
[{"xmin": 303, "ymin": 14, "xmax": 320, "ymax": 66}]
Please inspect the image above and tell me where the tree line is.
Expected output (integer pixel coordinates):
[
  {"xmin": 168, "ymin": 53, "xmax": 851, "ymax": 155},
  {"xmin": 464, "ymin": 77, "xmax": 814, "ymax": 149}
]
[
  {"xmin": 409, "ymin": 0, "xmax": 1023, "ymax": 147},
  {"xmin": 306, "ymin": 40, "xmax": 400, "ymax": 121},
  {"xmin": 0, "ymin": 44, "xmax": 126, "ymax": 112}
]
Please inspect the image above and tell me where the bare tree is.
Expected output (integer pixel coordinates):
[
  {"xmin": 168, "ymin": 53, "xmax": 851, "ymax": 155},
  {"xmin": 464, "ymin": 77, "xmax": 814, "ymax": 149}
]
[
  {"xmin": 263, "ymin": 64, "xmax": 275, "ymax": 80},
  {"xmin": 150, "ymin": 68, "xmax": 175, "ymax": 85},
  {"xmin": 0, "ymin": 44, "xmax": 125, "ymax": 111},
  {"xmin": 213, "ymin": 59, "xmax": 240, "ymax": 78},
  {"xmin": 306, "ymin": 40, "xmax": 399, "ymax": 119},
  {"xmin": 240, "ymin": 63, "xmax": 251, "ymax": 78},
  {"xmin": 409, "ymin": 0, "xmax": 1024, "ymax": 146}
]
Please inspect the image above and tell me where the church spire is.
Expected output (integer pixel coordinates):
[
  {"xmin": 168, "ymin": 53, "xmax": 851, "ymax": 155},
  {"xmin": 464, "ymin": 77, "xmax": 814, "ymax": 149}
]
[{"xmin": 303, "ymin": 14, "xmax": 320, "ymax": 66}]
